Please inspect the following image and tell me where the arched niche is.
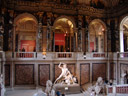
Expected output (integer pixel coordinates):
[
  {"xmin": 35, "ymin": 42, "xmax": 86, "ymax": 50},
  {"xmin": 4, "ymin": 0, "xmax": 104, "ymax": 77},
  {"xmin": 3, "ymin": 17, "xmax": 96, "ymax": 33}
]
[
  {"xmin": 53, "ymin": 16, "xmax": 76, "ymax": 52},
  {"xmin": 89, "ymin": 19, "xmax": 107, "ymax": 52},
  {"xmin": 120, "ymin": 16, "xmax": 128, "ymax": 52},
  {"xmin": 14, "ymin": 13, "xmax": 38, "ymax": 52}
]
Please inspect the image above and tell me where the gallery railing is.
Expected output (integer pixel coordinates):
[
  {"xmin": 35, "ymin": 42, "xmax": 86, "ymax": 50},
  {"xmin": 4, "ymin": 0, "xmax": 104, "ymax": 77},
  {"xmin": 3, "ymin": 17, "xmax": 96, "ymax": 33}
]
[
  {"xmin": 56, "ymin": 52, "xmax": 73, "ymax": 58},
  {"xmin": 119, "ymin": 52, "xmax": 128, "ymax": 58},
  {"xmin": 14, "ymin": 52, "xmax": 36, "ymax": 58},
  {"xmin": 107, "ymin": 84, "xmax": 128, "ymax": 94},
  {"xmin": 91, "ymin": 52, "xmax": 106, "ymax": 58},
  {"xmin": 4, "ymin": 52, "xmax": 128, "ymax": 60}
]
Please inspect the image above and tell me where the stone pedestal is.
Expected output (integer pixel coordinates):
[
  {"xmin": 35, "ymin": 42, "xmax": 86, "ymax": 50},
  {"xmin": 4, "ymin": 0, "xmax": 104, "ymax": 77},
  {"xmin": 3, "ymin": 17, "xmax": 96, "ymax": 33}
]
[{"xmin": 54, "ymin": 83, "xmax": 81, "ymax": 94}]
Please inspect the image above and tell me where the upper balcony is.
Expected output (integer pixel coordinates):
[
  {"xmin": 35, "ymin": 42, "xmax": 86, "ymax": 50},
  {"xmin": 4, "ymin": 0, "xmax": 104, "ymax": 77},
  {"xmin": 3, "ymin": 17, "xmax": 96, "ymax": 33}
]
[{"xmin": 1, "ymin": 51, "xmax": 128, "ymax": 61}]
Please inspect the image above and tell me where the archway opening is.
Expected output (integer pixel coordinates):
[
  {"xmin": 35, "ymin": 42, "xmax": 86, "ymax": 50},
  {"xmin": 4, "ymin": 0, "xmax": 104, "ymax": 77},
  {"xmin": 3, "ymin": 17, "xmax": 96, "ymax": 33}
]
[
  {"xmin": 15, "ymin": 13, "xmax": 37, "ymax": 52},
  {"xmin": 89, "ymin": 20, "xmax": 106, "ymax": 52},
  {"xmin": 54, "ymin": 18, "xmax": 74, "ymax": 52},
  {"xmin": 120, "ymin": 16, "xmax": 128, "ymax": 52}
]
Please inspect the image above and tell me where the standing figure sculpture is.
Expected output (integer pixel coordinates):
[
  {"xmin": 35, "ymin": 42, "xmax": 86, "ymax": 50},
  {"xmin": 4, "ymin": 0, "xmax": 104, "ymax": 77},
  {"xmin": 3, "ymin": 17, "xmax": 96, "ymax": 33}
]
[{"xmin": 54, "ymin": 62, "xmax": 75, "ymax": 85}]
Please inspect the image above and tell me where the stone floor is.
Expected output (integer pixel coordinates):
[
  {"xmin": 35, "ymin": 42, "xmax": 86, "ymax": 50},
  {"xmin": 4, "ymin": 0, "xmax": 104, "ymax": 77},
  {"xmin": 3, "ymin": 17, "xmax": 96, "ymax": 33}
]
[
  {"xmin": 5, "ymin": 89, "xmax": 128, "ymax": 96},
  {"xmin": 5, "ymin": 89, "xmax": 84, "ymax": 96}
]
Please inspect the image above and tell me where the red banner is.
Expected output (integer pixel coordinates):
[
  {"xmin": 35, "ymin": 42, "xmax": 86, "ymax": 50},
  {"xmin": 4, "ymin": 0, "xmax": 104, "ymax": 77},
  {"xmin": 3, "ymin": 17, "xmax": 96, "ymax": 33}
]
[
  {"xmin": 20, "ymin": 40, "xmax": 36, "ymax": 52},
  {"xmin": 55, "ymin": 33, "xmax": 65, "ymax": 45},
  {"xmin": 90, "ymin": 42, "xmax": 94, "ymax": 52}
]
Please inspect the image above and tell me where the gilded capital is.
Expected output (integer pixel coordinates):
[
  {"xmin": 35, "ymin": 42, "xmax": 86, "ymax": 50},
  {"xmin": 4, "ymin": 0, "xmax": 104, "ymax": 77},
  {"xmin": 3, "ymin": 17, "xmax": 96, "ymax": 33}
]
[
  {"xmin": 78, "ymin": 15, "xmax": 83, "ymax": 21},
  {"xmin": 37, "ymin": 12, "xmax": 44, "ymax": 18},
  {"xmin": 47, "ymin": 12, "xmax": 53, "ymax": 18},
  {"xmin": 8, "ymin": 10, "xmax": 14, "ymax": 17}
]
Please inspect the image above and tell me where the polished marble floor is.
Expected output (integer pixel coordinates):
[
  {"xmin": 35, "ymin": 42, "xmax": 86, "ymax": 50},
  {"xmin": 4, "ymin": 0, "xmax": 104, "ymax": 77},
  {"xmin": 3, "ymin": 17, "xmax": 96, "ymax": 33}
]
[
  {"xmin": 5, "ymin": 88, "xmax": 128, "ymax": 96},
  {"xmin": 5, "ymin": 89, "xmax": 84, "ymax": 96}
]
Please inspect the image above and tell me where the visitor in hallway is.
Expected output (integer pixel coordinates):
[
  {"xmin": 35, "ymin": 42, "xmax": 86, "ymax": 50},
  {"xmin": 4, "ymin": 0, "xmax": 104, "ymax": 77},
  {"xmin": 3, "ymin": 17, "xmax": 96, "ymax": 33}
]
[
  {"xmin": 62, "ymin": 92, "xmax": 65, "ymax": 96},
  {"xmin": 56, "ymin": 90, "xmax": 61, "ymax": 96}
]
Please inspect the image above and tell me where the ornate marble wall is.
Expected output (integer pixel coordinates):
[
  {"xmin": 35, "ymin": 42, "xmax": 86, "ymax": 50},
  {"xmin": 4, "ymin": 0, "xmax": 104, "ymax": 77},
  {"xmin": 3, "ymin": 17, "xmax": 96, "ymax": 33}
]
[
  {"xmin": 80, "ymin": 63, "xmax": 90, "ymax": 85},
  {"xmin": 110, "ymin": 63, "xmax": 116, "ymax": 80},
  {"xmin": 38, "ymin": 64, "xmax": 50, "ymax": 86},
  {"xmin": 3, "ymin": 61, "xmax": 112, "ymax": 87},
  {"xmin": 15, "ymin": 64, "xmax": 34, "ymax": 85},
  {"xmin": 5, "ymin": 65, "xmax": 10, "ymax": 86},
  {"xmin": 92, "ymin": 63, "xmax": 106, "ymax": 81}
]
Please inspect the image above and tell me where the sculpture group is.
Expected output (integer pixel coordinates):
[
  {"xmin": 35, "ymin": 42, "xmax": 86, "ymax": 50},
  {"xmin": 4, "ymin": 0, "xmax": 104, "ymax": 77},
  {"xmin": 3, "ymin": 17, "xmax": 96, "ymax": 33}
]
[
  {"xmin": 33, "ymin": 62, "xmax": 77, "ymax": 96},
  {"xmin": 54, "ymin": 62, "xmax": 77, "ymax": 85}
]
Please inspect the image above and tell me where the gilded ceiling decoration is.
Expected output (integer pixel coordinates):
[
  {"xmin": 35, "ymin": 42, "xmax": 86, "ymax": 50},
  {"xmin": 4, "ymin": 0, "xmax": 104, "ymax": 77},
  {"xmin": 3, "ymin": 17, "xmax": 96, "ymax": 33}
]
[{"xmin": 8, "ymin": 0, "xmax": 126, "ymax": 8}]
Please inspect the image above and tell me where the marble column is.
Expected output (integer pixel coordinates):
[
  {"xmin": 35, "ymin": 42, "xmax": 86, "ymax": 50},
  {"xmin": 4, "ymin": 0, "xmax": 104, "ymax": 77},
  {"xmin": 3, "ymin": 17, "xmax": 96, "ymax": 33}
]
[
  {"xmin": 8, "ymin": 10, "xmax": 14, "ymax": 51},
  {"xmin": 0, "ymin": 19, "xmax": 4, "ymax": 51},
  {"xmin": 120, "ymin": 30, "xmax": 124, "ymax": 52},
  {"xmin": 37, "ymin": 12, "xmax": 43, "ymax": 52},
  {"xmin": 13, "ymin": 24, "xmax": 16, "ymax": 52},
  {"xmin": 115, "ymin": 18, "xmax": 119, "ymax": 52},
  {"xmin": 107, "ymin": 20, "xmax": 111, "ymax": 52},
  {"xmin": 0, "ymin": 9, "xmax": 5, "ymax": 51},
  {"xmin": 52, "ymin": 28, "xmax": 55, "ymax": 52},
  {"xmin": 46, "ymin": 12, "xmax": 52, "ymax": 52},
  {"xmin": 77, "ymin": 15, "xmax": 83, "ymax": 52},
  {"xmin": 73, "ymin": 29, "xmax": 77, "ymax": 52}
]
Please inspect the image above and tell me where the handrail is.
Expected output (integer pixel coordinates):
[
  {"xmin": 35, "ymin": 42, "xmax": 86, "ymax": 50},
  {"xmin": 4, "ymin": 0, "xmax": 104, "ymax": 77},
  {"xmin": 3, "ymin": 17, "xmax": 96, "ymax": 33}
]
[
  {"xmin": 56, "ymin": 52, "xmax": 73, "ymax": 58},
  {"xmin": 14, "ymin": 52, "xmax": 36, "ymax": 58},
  {"xmin": 119, "ymin": 52, "xmax": 128, "ymax": 58},
  {"xmin": 107, "ymin": 84, "xmax": 128, "ymax": 94}
]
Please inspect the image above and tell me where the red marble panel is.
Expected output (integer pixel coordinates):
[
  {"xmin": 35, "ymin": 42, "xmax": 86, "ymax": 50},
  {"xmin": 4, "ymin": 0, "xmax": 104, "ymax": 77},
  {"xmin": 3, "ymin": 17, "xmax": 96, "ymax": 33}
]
[
  {"xmin": 92, "ymin": 63, "xmax": 106, "ymax": 81},
  {"xmin": 80, "ymin": 64, "xmax": 90, "ymax": 85},
  {"xmin": 15, "ymin": 64, "xmax": 34, "ymax": 85},
  {"xmin": 54, "ymin": 64, "xmax": 75, "ymax": 81},
  {"xmin": 39, "ymin": 64, "xmax": 50, "ymax": 86},
  {"xmin": 54, "ymin": 64, "xmax": 61, "ymax": 81},
  {"xmin": 5, "ymin": 65, "xmax": 10, "ymax": 86}
]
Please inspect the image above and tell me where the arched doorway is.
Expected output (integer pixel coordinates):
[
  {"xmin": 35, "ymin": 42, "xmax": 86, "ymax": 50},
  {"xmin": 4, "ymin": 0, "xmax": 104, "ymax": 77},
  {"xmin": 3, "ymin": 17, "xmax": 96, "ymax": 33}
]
[
  {"xmin": 14, "ymin": 13, "xmax": 38, "ymax": 52},
  {"xmin": 120, "ymin": 16, "xmax": 128, "ymax": 52},
  {"xmin": 89, "ymin": 19, "xmax": 106, "ymax": 52},
  {"xmin": 53, "ymin": 17, "xmax": 75, "ymax": 52}
]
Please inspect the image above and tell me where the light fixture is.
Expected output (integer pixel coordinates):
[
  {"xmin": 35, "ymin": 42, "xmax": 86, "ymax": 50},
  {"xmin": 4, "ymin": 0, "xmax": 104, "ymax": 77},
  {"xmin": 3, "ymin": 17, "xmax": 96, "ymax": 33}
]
[
  {"xmin": 83, "ymin": 52, "xmax": 86, "ymax": 59},
  {"xmin": 42, "ymin": 52, "xmax": 46, "ymax": 59}
]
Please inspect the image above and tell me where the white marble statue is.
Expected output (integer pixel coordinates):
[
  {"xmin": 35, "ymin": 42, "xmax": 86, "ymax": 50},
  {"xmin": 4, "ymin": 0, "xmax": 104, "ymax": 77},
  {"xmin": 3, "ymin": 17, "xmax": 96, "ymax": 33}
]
[
  {"xmin": 0, "ymin": 74, "xmax": 6, "ymax": 96},
  {"xmin": 54, "ymin": 62, "xmax": 75, "ymax": 85},
  {"xmin": 33, "ymin": 80, "xmax": 55, "ymax": 96},
  {"xmin": 45, "ymin": 80, "xmax": 55, "ymax": 96},
  {"xmin": 83, "ymin": 77, "xmax": 104, "ymax": 96},
  {"xmin": 33, "ymin": 90, "xmax": 47, "ymax": 96},
  {"xmin": 121, "ymin": 70, "xmax": 126, "ymax": 84}
]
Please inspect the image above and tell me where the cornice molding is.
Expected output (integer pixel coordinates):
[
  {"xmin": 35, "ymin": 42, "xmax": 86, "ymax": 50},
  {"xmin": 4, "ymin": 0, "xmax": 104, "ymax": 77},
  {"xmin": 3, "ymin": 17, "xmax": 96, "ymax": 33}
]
[{"xmin": 6, "ymin": 0, "xmax": 128, "ymax": 18}]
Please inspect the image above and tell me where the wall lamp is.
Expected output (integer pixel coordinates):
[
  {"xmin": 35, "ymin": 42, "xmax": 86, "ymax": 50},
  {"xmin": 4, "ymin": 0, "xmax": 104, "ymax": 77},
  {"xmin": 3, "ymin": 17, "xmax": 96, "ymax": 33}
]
[
  {"xmin": 83, "ymin": 52, "xmax": 86, "ymax": 59},
  {"xmin": 42, "ymin": 52, "xmax": 46, "ymax": 59}
]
